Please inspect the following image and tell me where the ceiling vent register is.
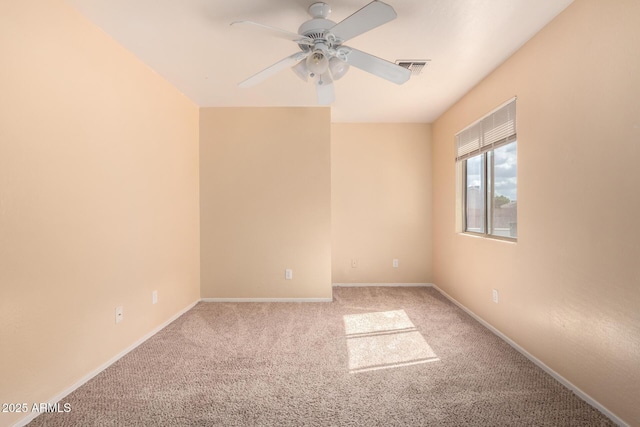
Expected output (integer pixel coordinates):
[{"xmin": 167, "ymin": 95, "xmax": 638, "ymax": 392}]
[{"xmin": 395, "ymin": 60, "xmax": 430, "ymax": 76}]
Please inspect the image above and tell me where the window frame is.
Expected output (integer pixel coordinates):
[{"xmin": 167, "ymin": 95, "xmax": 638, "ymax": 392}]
[{"xmin": 456, "ymin": 98, "xmax": 517, "ymax": 242}]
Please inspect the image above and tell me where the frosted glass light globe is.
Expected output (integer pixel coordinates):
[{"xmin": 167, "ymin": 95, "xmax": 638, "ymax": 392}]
[
  {"xmin": 329, "ymin": 57, "xmax": 349, "ymax": 80},
  {"xmin": 307, "ymin": 50, "xmax": 329, "ymax": 76}
]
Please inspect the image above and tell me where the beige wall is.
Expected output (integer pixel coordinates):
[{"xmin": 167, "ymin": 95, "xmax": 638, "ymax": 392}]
[
  {"xmin": 0, "ymin": 1, "xmax": 200, "ymax": 426},
  {"xmin": 331, "ymin": 124, "xmax": 432, "ymax": 284},
  {"xmin": 432, "ymin": 0, "xmax": 640, "ymax": 424},
  {"xmin": 200, "ymin": 108, "xmax": 332, "ymax": 299}
]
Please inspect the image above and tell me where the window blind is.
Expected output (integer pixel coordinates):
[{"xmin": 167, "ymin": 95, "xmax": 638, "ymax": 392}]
[{"xmin": 456, "ymin": 97, "xmax": 516, "ymax": 161}]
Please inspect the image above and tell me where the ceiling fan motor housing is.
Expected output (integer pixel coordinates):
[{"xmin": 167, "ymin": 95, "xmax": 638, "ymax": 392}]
[
  {"xmin": 298, "ymin": 18, "xmax": 336, "ymax": 40},
  {"xmin": 299, "ymin": 2, "xmax": 336, "ymax": 41}
]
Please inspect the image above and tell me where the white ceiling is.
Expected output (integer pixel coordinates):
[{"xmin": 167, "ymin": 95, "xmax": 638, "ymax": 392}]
[{"xmin": 66, "ymin": 0, "xmax": 573, "ymax": 123}]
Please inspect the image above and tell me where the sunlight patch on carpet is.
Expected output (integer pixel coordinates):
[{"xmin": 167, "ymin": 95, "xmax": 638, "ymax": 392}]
[{"xmin": 343, "ymin": 309, "xmax": 439, "ymax": 373}]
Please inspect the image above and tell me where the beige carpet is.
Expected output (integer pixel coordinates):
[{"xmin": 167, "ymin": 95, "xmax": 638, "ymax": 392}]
[{"xmin": 30, "ymin": 287, "xmax": 614, "ymax": 426}]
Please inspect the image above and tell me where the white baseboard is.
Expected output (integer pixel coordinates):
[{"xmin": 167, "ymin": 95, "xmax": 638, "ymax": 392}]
[
  {"xmin": 333, "ymin": 283, "xmax": 433, "ymax": 287},
  {"xmin": 201, "ymin": 297, "xmax": 332, "ymax": 302},
  {"xmin": 430, "ymin": 284, "xmax": 628, "ymax": 427},
  {"xmin": 13, "ymin": 300, "xmax": 199, "ymax": 427}
]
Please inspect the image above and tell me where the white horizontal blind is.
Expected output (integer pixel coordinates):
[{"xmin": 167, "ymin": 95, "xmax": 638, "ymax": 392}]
[{"xmin": 456, "ymin": 98, "xmax": 516, "ymax": 161}]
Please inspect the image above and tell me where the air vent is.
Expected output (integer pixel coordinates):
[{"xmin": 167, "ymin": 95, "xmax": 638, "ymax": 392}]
[
  {"xmin": 395, "ymin": 60, "xmax": 430, "ymax": 76},
  {"xmin": 304, "ymin": 32, "xmax": 326, "ymax": 41}
]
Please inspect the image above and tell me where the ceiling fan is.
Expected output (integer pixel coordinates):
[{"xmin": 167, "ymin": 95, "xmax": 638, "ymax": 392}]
[{"xmin": 231, "ymin": 1, "xmax": 411, "ymax": 105}]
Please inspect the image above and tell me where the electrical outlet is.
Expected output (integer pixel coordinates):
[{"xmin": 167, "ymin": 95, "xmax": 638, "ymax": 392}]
[
  {"xmin": 492, "ymin": 289, "xmax": 499, "ymax": 304},
  {"xmin": 351, "ymin": 259, "xmax": 358, "ymax": 268},
  {"xmin": 393, "ymin": 259, "xmax": 399, "ymax": 268},
  {"xmin": 152, "ymin": 290, "xmax": 158, "ymax": 304},
  {"xmin": 115, "ymin": 305, "xmax": 123, "ymax": 324},
  {"xmin": 285, "ymin": 269, "xmax": 293, "ymax": 280}
]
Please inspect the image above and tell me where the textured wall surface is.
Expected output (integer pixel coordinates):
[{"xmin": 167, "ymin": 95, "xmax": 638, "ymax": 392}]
[
  {"xmin": 331, "ymin": 123, "xmax": 432, "ymax": 284},
  {"xmin": 0, "ymin": 1, "xmax": 200, "ymax": 426},
  {"xmin": 432, "ymin": 0, "xmax": 640, "ymax": 424},
  {"xmin": 200, "ymin": 107, "xmax": 332, "ymax": 299}
]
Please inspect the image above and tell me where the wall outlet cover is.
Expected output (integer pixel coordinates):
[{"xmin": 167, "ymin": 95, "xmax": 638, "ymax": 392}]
[{"xmin": 115, "ymin": 306, "xmax": 124, "ymax": 324}]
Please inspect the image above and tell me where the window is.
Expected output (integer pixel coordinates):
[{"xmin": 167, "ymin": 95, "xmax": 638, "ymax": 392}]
[{"xmin": 456, "ymin": 98, "xmax": 517, "ymax": 239}]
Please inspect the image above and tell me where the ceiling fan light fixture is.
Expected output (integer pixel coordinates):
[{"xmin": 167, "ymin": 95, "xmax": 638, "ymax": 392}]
[
  {"xmin": 306, "ymin": 50, "xmax": 329, "ymax": 76},
  {"xmin": 234, "ymin": 1, "xmax": 410, "ymax": 104},
  {"xmin": 329, "ymin": 57, "xmax": 349, "ymax": 80},
  {"xmin": 292, "ymin": 59, "xmax": 309, "ymax": 81}
]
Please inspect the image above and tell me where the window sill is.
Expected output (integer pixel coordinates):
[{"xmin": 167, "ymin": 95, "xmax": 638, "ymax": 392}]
[{"xmin": 460, "ymin": 232, "xmax": 517, "ymax": 244}]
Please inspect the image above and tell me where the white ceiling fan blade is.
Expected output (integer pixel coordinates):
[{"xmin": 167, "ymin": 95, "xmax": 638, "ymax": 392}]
[
  {"xmin": 231, "ymin": 21, "xmax": 313, "ymax": 45},
  {"xmin": 316, "ymin": 74, "xmax": 335, "ymax": 105},
  {"xmin": 329, "ymin": 1, "xmax": 397, "ymax": 43},
  {"xmin": 239, "ymin": 52, "xmax": 310, "ymax": 88},
  {"xmin": 344, "ymin": 47, "xmax": 410, "ymax": 85}
]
